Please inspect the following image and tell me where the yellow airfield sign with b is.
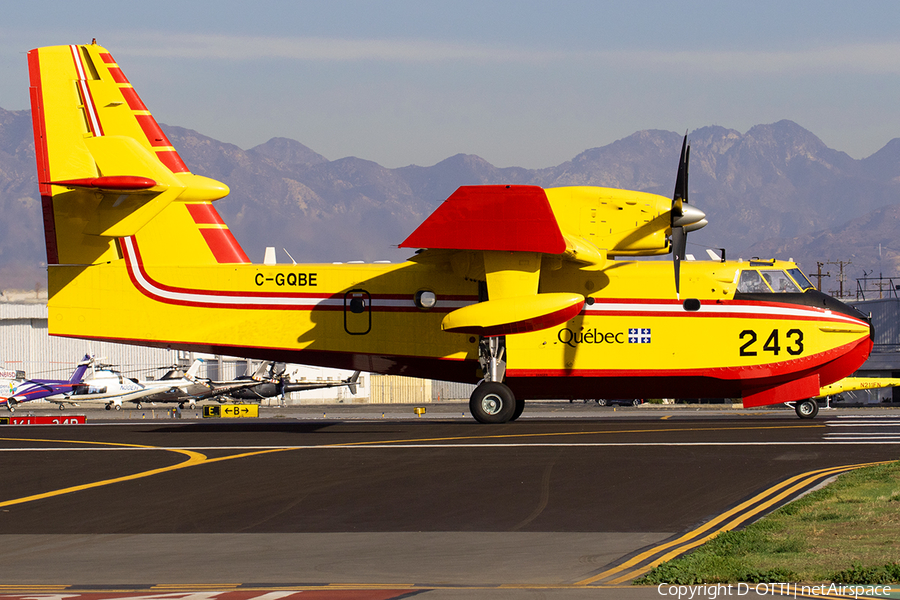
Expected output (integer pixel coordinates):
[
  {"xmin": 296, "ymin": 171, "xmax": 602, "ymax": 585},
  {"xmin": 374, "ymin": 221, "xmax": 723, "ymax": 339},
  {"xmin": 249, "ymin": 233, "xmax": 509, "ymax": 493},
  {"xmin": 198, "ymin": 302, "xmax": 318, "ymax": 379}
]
[{"xmin": 203, "ymin": 404, "xmax": 259, "ymax": 418}]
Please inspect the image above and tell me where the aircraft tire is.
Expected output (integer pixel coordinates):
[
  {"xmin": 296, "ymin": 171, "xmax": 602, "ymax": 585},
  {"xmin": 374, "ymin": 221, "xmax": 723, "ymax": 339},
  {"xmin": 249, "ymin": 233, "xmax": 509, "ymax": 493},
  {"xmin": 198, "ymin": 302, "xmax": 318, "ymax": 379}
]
[
  {"xmin": 114, "ymin": 405, "xmax": 121, "ymax": 411},
  {"xmin": 510, "ymin": 396, "xmax": 525, "ymax": 421},
  {"xmin": 596, "ymin": 398, "xmax": 608, "ymax": 406},
  {"xmin": 58, "ymin": 404, "xmax": 65, "ymax": 410},
  {"xmin": 105, "ymin": 404, "xmax": 111, "ymax": 411},
  {"xmin": 795, "ymin": 399, "xmax": 819, "ymax": 419},
  {"xmin": 469, "ymin": 382, "xmax": 516, "ymax": 424},
  {"xmin": 8, "ymin": 406, "xmax": 14, "ymax": 413},
  {"xmin": 135, "ymin": 402, "xmax": 142, "ymax": 410}
]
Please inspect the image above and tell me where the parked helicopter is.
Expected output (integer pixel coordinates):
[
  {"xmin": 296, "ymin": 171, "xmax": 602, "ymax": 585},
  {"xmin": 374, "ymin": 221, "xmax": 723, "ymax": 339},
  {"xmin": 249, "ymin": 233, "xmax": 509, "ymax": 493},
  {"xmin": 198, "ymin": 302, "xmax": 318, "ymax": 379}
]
[{"xmin": 61, "ymin": 359, "xmax": 209, "ymax": 410}]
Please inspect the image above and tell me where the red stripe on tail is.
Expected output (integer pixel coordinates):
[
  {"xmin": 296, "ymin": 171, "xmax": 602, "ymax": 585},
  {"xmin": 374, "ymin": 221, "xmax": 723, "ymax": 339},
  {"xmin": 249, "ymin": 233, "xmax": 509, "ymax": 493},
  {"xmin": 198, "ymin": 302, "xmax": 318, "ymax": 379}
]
[
  {"xmin": 198, "ymin": 228, "xmax": 250, "ymax": 264},
  {"xmin": 186, "ymin": 203, "xmax": 226, "ymax": 225},
  {"xmin": 27, "ymin": 49, "xmax": 59, "ymax": 265}
]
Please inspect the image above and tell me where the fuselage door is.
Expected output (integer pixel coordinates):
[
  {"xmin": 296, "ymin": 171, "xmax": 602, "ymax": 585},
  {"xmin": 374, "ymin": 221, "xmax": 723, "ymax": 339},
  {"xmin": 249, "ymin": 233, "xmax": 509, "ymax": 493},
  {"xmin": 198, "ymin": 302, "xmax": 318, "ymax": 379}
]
[{"xmin": 344, "ymin": 289, "xmax": 372, "ymax": 335}]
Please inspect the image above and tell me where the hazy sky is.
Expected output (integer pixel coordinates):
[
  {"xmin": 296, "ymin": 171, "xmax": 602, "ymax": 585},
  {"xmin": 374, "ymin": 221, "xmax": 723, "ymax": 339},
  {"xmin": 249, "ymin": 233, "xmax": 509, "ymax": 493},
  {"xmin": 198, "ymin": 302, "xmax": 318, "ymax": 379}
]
[{"xmin": 3, "ymin": 1, "xmax": 899, "ymax": 168}]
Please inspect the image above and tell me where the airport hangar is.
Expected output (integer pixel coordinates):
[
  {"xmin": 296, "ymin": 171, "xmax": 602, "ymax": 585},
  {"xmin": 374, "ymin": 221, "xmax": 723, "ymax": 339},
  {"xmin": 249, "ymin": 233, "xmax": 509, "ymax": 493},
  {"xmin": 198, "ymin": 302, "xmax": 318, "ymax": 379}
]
[
  {"xmin": 0, "ymin": 296, "xmax": 475, "ymax": 405},
  {"xmin": 1, "ymin": 294, "xmax": 898, "ymax": 405}
]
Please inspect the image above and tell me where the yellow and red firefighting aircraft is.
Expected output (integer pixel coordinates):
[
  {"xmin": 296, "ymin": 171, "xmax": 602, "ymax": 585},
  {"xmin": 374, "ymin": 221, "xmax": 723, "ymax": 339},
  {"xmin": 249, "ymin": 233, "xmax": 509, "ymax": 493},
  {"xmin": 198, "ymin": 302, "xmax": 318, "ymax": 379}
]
[{"xmin": 27, "ymin": 42, "xmax": 873, "ymax": 423}]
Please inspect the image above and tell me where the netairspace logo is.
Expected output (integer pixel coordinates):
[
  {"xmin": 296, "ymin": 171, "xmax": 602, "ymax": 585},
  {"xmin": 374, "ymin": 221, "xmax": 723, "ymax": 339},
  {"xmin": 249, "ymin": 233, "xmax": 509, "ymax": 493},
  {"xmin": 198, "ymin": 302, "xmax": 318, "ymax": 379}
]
[{"xmin": 656, "ymin": 582, "xmax": 893, "ymax": 599}]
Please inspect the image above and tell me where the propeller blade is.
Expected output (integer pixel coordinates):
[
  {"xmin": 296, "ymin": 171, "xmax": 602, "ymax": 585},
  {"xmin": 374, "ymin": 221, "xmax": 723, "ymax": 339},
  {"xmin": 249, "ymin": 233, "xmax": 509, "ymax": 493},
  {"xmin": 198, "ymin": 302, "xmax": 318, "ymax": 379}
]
[
  {"xmin": 672, "ymin": 134, "xmax": 689, "ymax": 209},
  {"xmin": 671, "ymin": 133, "xmax": 691, "ymax": 299},
  {"xmin": 672, "ymin": 225, "xmax": 686, "ymax": 298}
]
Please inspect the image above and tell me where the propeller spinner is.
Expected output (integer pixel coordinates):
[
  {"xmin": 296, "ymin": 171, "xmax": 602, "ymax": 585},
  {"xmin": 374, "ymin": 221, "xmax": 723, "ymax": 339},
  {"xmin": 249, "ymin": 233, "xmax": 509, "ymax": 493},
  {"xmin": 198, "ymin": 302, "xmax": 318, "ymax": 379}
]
[{"xmin": 671, "ymin": 134, "xmax": 707, "ymax": 298}]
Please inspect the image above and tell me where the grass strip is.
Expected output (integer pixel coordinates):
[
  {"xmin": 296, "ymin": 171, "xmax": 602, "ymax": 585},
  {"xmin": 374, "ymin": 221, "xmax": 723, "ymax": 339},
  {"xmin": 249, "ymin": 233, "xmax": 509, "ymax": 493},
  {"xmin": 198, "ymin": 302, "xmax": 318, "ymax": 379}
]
[{"xmin": 635, "ymin": 461, "xmax": 900, "ymax": 585}]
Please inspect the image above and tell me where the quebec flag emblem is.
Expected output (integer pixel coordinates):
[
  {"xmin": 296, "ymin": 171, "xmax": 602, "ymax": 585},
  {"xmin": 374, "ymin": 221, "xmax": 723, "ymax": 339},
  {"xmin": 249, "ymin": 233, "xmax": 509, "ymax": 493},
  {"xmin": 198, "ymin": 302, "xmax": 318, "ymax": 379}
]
[{"xmin": 629, "ymin": 328, "xmax": 651, "ymax": 344}]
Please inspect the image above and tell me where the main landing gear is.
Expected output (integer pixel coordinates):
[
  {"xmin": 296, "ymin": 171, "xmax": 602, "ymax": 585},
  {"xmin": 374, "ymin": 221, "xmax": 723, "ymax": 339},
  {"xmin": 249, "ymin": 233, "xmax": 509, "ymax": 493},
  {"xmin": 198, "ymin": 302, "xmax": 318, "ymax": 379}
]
[
  {"xmin": 794, "ymin": 398, "xmax": 819, "ymax": 419},
  {"xmin": 469, "ymin": 336, "xmax": 524, "ymax": 424}
]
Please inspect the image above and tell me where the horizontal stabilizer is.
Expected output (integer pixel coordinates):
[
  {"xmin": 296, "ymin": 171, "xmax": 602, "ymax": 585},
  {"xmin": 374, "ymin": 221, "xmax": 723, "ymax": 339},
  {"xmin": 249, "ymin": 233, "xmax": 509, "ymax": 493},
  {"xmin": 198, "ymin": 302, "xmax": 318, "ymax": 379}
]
[
  {"xmin": 400, "ymin": 185, "xmax": 566, "ymax": 254},
  {"xmin": 442, "ymin": 292, "xmax": 584, "ymax": 337}
]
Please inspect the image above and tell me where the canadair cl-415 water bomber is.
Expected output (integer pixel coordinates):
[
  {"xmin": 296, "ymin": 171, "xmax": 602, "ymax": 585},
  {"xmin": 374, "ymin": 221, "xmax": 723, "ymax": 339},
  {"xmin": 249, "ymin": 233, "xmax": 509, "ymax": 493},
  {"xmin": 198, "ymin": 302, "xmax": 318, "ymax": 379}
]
[{"xmin": 27, "ymin": 42, "xmax": 873, "ymax": 422}]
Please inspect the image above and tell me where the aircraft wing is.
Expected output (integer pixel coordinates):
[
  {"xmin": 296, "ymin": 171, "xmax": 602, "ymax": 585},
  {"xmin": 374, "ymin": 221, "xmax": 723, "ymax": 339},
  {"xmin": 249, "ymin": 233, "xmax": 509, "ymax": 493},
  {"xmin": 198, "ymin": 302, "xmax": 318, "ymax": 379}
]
[{"xmin": 399, "ymin": 184, "xmax": 705, "ymax": 336}]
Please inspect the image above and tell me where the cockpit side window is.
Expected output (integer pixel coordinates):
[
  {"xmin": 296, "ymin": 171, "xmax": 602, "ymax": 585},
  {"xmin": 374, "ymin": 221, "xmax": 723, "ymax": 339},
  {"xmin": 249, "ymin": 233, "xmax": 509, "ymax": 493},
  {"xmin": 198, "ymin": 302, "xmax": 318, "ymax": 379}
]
[
  {"xmin": 761, "ymin": 270, "xmax": 801, "ymax": 293},
  {"xmin": 787, "ymin": 268, "xmax": 815, "ymax": 291},
  {"xmin": 737, "ymin": 270, "xmax": 771, "ymax": 293}
]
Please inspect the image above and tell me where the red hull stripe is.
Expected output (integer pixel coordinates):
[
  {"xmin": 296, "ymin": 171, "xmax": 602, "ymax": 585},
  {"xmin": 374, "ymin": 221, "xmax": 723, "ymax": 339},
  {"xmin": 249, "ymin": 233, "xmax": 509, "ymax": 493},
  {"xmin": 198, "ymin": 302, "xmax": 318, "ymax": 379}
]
[
  {"xmin": 507, "ymin": 336, "xmax": 871, "ymax": 383},
  {"xmin": 584, "ymin": 299, "xmax": 867, "ymax": 328},
  {"xmin": 121, "ymin": 236, "xmax": 477, "ymax": 311},
  {"xmin": 198, "ymin": 228, "xmax": 251, "ymax": 264}
]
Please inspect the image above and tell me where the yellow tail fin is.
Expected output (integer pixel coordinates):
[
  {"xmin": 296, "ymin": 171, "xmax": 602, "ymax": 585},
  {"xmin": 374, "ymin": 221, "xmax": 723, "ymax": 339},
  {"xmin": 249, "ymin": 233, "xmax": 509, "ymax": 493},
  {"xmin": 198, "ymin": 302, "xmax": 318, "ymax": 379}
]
[{"xmin": 28, "ymin": 42, "xmax": 248, "ymax": 268}]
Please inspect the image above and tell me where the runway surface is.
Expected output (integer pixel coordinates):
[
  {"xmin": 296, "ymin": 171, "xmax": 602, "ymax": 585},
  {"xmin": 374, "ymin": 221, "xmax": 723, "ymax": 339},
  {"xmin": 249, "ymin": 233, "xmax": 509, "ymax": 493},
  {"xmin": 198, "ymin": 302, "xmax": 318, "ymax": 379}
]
[{"xmin": 1, "ymin": 403, "xmax": 899, "ymax": 599}]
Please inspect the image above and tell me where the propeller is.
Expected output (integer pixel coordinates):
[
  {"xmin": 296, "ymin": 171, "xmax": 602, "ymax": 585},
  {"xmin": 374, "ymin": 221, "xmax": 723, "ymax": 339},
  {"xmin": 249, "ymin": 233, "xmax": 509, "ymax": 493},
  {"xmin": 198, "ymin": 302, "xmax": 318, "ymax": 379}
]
[{"xmin": 670, "ymin": 133, "xmax": 707, "ymax": 298}]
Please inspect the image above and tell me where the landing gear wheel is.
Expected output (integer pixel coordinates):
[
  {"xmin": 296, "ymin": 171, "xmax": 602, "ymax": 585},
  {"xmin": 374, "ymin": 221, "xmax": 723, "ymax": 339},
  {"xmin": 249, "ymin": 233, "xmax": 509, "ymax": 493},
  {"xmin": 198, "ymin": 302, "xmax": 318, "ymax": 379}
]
[
  {"xmin": 114, "ymin": 404, "xmax": 121, "ymax": 411},
  {"xmin": 596, "ymin": 398, "xmax": 608, "ymax": 407},
  {"xmin": 510, "ymin": 396, "xmax": 525, "ymax": 422},
  {"xmin": 469, "ymin": 382, "xmax": 516, "ymax": 424},
  {"xmin": 8, "ymin": 406, "xmax": 15, "ymax": 413},
  {"xmin": 135, "ymin": 402, "xmax": 142, "ymax": 410},
  {"xmin": 105, "ymin": 404, "xmax": 111, "ymax": 411},
  {"xmin": 58, "ymin": 404, "xmax": 65, "ymax": 410},
  {"xmin": 795, "ymin": 399, "xmax": 819, "ymax": 419},
  {"xmin": 631, "ymin": 399, "xmax": 641, "ymax": 407}
]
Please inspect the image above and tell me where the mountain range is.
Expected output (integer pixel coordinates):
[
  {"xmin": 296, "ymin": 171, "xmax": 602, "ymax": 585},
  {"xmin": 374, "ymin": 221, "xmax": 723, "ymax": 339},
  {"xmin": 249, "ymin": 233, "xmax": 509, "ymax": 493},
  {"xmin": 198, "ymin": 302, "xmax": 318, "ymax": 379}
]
[{"xmin": 1, "ymin": 106, "xmax": 899, "ymax": 297}]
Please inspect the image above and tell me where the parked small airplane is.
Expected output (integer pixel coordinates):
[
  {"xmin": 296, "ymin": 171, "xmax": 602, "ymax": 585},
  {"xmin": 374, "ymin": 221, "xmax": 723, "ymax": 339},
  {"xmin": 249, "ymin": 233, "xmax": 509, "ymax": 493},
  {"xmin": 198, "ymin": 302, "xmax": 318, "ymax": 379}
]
[
  {"xmin": 27, "ymin": 42, "xmax": 874, "ymax": 422},
  {"xmin": 789, "ymin": 377, "xmax": 900, "ymax": 416},
  {"xmin": 1, "ymin": 355, "xmax": 91, "ymax": 412}
]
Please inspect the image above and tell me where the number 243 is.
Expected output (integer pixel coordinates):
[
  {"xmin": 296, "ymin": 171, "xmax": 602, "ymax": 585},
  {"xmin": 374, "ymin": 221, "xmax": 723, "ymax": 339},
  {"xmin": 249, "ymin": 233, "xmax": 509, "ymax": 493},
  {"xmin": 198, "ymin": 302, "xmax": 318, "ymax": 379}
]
[{"xmin": 739, "ymin": 329, "xmax": 803, "ymax": 356}]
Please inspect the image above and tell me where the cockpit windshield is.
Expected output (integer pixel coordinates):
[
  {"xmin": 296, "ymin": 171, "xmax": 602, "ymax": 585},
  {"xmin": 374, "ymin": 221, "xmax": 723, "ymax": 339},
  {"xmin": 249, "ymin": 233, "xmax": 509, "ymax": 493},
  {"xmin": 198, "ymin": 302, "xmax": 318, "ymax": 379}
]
[
  {"xmin": 737, "ymin": 270, "xmax": 769, "ymax": 293},
  {"xmin": 737, "ymin": 269, "xmax": 803, "ymax": 293},
  {"xmin": 761, "ymin": 270, "xmax": 801, "ymax": 293},
  {"xmin": 787, "ymin": 268, "xmax": 815, "ymax": 291}
]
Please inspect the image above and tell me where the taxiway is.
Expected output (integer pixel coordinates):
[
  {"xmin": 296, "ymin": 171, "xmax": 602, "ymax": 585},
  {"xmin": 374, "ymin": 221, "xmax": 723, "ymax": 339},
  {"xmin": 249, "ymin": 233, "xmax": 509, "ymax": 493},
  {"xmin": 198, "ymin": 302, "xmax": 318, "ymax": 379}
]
[{"xmin": 1, "ymin": 403, "xmax": 898, "ymax": 599}]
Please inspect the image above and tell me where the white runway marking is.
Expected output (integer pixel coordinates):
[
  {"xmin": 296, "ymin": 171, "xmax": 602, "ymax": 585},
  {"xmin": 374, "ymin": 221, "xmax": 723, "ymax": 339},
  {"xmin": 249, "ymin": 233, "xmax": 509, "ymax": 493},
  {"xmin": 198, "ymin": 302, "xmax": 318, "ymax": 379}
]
[{"xmin": 3, "ymin": 440, "xmax": 900, "ymax": 451}]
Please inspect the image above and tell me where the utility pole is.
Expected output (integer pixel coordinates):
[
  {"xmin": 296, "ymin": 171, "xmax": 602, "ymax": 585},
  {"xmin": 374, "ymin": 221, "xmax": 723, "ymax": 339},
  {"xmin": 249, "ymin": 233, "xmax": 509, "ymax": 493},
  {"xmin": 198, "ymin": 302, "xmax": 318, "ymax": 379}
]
[
  {"xmin": 826, "ymin": 260, "xmax": 852, "ymax": 298},
  {"xmin": 814, "ymin": 262, "xmax": 831, "ymax": 292}
]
